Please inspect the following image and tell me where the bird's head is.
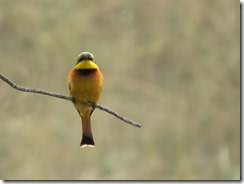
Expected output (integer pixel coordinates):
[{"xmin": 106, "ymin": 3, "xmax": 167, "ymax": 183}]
[
  {"xmin": 76, "ymin": 52, "xmax": 94, "ymax": 64},
  {"xmin": 74, "ymin": 52, "xmax": 98, "ymax": 70}
]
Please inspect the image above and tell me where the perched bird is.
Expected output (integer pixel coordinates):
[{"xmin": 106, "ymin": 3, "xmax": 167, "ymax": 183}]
[{"xmin": 68, "ymin": 52, "xmax": 103, "ymax": 147}]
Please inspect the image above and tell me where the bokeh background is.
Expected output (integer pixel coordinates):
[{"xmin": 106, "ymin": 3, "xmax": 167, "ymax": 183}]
[{"xmin": 0, "ymin": 0, "xmax": 240, "ymax": 180}]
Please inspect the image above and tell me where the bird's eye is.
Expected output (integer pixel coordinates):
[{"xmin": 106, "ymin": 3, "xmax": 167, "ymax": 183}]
[
  {"xmin": 76, "ymin": 57, "xmax": 82, "ymax": 64},
  {"xmin": 88, "ymin": 54, "xmax": 95, "ymax": 61}
]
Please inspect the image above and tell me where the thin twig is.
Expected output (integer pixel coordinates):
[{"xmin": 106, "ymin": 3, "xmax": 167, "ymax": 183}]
[{"xmin": 0, "ymin": 72, "xmax": 142, "ymax": 128}]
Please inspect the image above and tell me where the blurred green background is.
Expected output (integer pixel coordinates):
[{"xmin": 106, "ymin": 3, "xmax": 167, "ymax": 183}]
[{"xmin": 0, "ymin": 0, "xmax": 240, "ymax": 180}]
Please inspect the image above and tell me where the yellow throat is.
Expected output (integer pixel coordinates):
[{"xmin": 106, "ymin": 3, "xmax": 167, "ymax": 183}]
[{"xmin": 74, "ymin": 60, "xmax": 99, "ymax": 70}]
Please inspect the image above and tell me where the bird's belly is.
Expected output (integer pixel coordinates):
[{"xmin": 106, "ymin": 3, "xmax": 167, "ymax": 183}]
[{"xmin": 69, "ymin": 69, "xmax": 103, "ymax": 103}]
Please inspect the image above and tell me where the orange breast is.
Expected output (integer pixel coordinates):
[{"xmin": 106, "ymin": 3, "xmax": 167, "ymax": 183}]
[{"xmin": 68, "ymin": 68, "xmax": 103, "ymax": 103}]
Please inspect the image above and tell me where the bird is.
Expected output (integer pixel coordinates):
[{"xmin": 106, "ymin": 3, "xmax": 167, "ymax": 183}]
[{"xmin": 68, "ymin": 52, "xmax": 103, "ymax": 147}]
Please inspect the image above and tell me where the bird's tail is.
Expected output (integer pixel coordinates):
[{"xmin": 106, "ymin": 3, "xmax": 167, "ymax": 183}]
[{"xmin": 81, "ymin": 115, "xmax": 95, "ymax": 147}]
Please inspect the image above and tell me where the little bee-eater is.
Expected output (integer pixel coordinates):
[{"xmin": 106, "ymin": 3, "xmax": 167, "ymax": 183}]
[{"xmin": 68, "ymin": 52, "xmax": 103, "ymax": 147}]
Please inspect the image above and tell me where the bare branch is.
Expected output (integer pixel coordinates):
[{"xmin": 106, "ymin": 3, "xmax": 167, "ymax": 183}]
[{"xmin": 0, "ymin": 72, "xmax": 142, "ymax": 128}]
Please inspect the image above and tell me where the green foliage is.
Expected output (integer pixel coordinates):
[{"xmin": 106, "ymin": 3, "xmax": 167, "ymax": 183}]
[{"xmin": 0, "ymin": 0, "xmax": 240, "ymax": 180}]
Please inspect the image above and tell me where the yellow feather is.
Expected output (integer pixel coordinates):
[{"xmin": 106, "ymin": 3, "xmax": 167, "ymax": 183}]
[{"xmin": 74, "ymin": 60, "xmax": 99, "ymax": 70}]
